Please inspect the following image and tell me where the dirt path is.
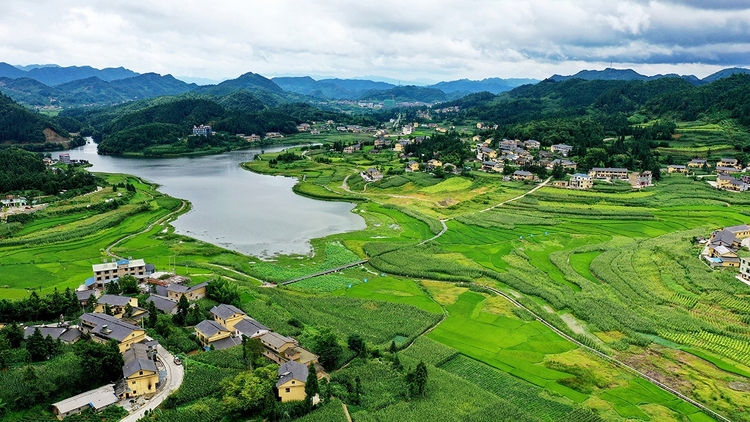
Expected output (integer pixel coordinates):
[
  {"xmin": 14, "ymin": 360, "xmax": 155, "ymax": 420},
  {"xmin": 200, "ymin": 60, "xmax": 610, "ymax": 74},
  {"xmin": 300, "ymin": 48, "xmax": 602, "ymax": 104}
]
[{"xmin": 105, "ymin": 200, "xmax": 187, "ymax": 259}]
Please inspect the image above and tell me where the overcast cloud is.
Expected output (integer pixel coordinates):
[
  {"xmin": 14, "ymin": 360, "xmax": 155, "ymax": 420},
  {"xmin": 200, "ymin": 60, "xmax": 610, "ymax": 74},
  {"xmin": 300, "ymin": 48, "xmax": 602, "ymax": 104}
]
[{"xmin": 1, "ymin": 0, "xmax": 749, "ymax": 82}]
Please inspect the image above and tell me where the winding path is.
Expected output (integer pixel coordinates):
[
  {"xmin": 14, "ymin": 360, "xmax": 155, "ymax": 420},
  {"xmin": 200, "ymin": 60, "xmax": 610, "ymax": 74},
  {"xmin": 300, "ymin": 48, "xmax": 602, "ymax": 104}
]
[{"xmin": 105, "ymin": 199, "xmax": 188, "ymax": 260}]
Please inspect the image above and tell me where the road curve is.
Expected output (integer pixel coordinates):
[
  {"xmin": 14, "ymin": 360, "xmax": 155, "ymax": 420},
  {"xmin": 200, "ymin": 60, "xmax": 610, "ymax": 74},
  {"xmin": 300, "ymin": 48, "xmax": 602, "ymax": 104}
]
[{"xmin": 120, "ymin": 345, "xmax": 184, "ymax": 422}]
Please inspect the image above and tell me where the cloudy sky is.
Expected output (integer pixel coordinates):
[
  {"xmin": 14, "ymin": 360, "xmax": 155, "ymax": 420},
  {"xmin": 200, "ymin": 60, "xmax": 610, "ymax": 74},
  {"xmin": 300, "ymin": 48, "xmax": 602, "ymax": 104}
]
[{"xmin": 2, "ymin": 0, "xmax": 749, "ymax": 83}]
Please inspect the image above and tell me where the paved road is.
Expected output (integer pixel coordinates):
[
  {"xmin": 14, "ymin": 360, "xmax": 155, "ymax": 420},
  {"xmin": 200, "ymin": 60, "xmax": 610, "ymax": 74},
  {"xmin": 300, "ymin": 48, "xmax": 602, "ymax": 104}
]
[{"xmin": 120, "ymin": 345, "xmax": 184, "ymax": 422}]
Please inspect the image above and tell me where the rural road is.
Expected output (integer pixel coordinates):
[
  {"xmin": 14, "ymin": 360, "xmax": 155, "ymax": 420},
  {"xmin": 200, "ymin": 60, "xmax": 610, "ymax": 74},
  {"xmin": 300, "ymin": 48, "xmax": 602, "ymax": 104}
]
[{"xmin": 120, "ymin": 345, "xmax": 184, "ymax": 422}]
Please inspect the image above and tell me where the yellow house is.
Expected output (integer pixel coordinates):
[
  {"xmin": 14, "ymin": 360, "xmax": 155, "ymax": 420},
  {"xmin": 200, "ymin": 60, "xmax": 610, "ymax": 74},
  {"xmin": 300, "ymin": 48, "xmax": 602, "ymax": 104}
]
[
  {"xmin": 726, "ymin": 224, "xmax": 750, "ymax": 239},
  {"xmin": 427, "ymin": 159, "xmax": 442, "ymax": 168},
  {"xmin": 407, "ymin": 161, "xmax": 420, "ymax": 172},
  {"xmin": 120, "ymin": 343, "xmax": 159, "ymax": 399},
  {"xmin": 717, "ymin": 174, "xmax": 735, "ymax": 189},
  {"xmin": 167, "ymin": 282, "xmax": 208, "ymax": 302},
  {"xmin": 513, "ymin": 170, "xmax": 534, "ymax": 181},
  {"xmin": 717, "ymin": 158, "xmax": 741, "ymax": 169},
  {"xmin": 688, "ymin": 159, "xmax": 707, "ymax": 168},
  {"xmin": 210, "ymin": 304, "xmax": 246, "ymax": 331},
  {"xmin": 79, "ymin": 313, "xmax": 146, "ymax": 353},
  {"xmin": 276, "ymin": 361, "xmax": 308, "ymax": 402},
  {"xmin": 393, "ymin": 143, "xmax": 404, "ymax": 152},
  {"xmin": 667, "ymin": 165, "xmax": 687, "ymax": 174},
  {"xmin": 195, "ymin": 320, "xmax": 232, "ymax": 347},
  {"xmin": 95, "ymin": 295, "xmax": 138, "ymax": 318}
]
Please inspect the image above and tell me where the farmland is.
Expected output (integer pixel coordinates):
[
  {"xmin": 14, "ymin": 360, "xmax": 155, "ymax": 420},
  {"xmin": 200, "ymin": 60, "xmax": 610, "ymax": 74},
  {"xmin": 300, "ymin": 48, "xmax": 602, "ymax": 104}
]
[{"xmin": 240, "ymin": 144, "xmax": 750, "ymax": 421}]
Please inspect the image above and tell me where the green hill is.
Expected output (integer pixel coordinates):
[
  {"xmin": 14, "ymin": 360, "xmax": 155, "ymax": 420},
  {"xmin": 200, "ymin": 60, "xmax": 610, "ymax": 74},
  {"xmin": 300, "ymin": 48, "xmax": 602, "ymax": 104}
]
[{"xmin": 0, "ymin": 93, "xmax": 69, "ymax": 146}]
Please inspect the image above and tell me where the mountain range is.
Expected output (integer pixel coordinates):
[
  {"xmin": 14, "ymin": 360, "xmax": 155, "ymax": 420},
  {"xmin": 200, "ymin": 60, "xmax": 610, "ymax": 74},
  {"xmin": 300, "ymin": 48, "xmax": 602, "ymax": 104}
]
[{"xmin": 1, "ymin": 62, "xmax": 749, "ymax": 108}]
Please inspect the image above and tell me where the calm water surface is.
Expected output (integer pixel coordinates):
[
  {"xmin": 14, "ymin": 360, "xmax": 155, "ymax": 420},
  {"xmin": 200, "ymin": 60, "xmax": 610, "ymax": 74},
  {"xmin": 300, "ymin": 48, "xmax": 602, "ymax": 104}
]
[{"xmin": 57, "ymin": 143, "xmax": 365, "ymax": 257}]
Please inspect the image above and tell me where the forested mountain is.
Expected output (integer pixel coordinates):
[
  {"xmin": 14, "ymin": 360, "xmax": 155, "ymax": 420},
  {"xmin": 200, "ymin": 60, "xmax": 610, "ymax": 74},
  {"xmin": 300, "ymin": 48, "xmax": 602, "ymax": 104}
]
[
  {"xmin": 0, "ymin": 62, "xmax": 138, "ymax": 85},
  {"xmin": 273, "ymin": 77, "xmax": 395, "ymax": 100},
  {"xmin": 359, "ymin": 85, "xmax": 453, "ymax": 102},
  {"xmin": 0, "ymin": 73, "xmax": 197, "ymax": 107},
  {"xmin": 194, "ymin": 72, "xmax": 288, "ymax": 105},
  {"xmin": 0, "ymin": 93, "xmax": 68, "ymax": 145},
  {"xmin": 550, "ymin": 67, "xmax": 750, "ymax": 85},
  {"xmin": 62, "ymin": 95, "xmax": 369, "ymax": 155},
  {"xmin": 430, "ymin": 77, "xmax": 538, "ymax": 95}
]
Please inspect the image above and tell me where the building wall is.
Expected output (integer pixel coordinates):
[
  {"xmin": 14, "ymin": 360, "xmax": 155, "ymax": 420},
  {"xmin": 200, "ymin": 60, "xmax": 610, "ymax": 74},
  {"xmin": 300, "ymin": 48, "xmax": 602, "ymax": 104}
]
[
  {"xmin": 196, "ymin": 330, "xmax": 231, "ymax": 346},
  {"xmin": 277, "ymin": 380, "xmax": 306, "ymax": 402},
  {"xmin": 216, "ymin": 314, "xmax": 245, "ymax": 331},
  {"xmin": 123, "ymin": 371, "xmax": 159, "ymax": 398}
]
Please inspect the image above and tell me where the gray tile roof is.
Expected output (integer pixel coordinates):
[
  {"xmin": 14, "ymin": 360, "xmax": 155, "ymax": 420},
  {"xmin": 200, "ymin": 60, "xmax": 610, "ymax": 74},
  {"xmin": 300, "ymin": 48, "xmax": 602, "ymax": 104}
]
[
  {"xmin": 195, "ymin": 319, "xmax": 228, "ymax": 338},
  {"xmin": 210, "ymin": 304, "xmax": 246, "ymax": 320},
  {"xmin": 261, "ymin": 332, "xmax": 294, "ymax": 351},
  {"xmin": 276, "ymin": 360, "xmax": 309, "ymax": 388},
  {"xmin": 234, "ymin": 318, "xmax": 269, "ymax": 338},
  {"xmin": 59, "ymin": 327, "xmax": 82, "ymax": 344},
  {"xmin": 79, "ymin": 313, "xmax": 141, "ymax": 342},
  {"xmin": 98, "ymin": 294, "xmax": 132, "ymax": 307},
  {"xmin": 146, "ymin": 295, "xmax": 177, "ymax": 314},
  {"xmin": 23, "ymin": 326, "xmax": 66, "ymax": 340},
  {"xmin": 76, "ymin": 290, "xmax": 97, "ymax": 302},
  {"xmin": 210, "ymin": 336, "xmax": 242, "ymax": 350},
  {"xmin": 122, "ymin": 343, "xmax": 158, "ymax": 378},
  {"xmin": 154, "ymin": 285, "xmax": 168, "ymax": 297},
  {"xmin": 167, "ymin": 284, "xmax": 189, "ymax": 293},
  {"xmin": 725, "ymin": 224, "xmax": 750, "ymax": 233},
  {"xmin": 52, "ymin": 384, "xmax": 118, "ymax": 414}
]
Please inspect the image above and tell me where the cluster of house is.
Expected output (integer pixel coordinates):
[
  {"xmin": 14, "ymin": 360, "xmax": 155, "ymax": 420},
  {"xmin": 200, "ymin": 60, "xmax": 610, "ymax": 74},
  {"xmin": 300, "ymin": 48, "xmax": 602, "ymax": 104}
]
[
  {"xmin": 193, "ymin": 303, "xmax": 325, "ymax": 402},
  {"xmin": 668, "ymin": 158, "xmax": 749, "ymax": 192},
  {"xmin": 335, "ymin": 125, "xmax": 377, "ymax": 133},
  {"xmin": 701, "ymin": 225, "xmax": 750, "ymax": 272},
  {"xmin": 476, "ymin": 138, "xmax": 541, "ymax": 171},
  {"xmin": 1, "ymin": 194, "xmax": 27, "ymax": 208}
]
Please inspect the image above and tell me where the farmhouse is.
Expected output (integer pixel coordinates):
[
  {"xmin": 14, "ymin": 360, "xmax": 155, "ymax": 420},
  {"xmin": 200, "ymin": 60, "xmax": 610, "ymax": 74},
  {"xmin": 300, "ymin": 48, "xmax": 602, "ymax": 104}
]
[
  {"xmin": 167, "ymin": 282, "xmax": 208, "ymax": 302},
  {"xmin": 210, "ymin": 304, "xmax": 247, "ymax": 331},
  {"xmin": 94, "ymin": 295, "xmax": 146, "ymax": 320},
  {"xmin": 717, "ymin": 158, "xmax": 741, "ymax": 169},
  {"xmin": 513, "ymin": 170, "xmax": 534, "ymax": 181},
  {"xmin": 362, "ymin": 168, "xmax": 383, "ymax": 181},
  {"xmin": 726, "ymin": 224, "xmax": 750, "ymax": 239},
  {"xmin": 192, "ymin": 125, "xmax": 212, "ymax": 136},
  {"xmin": 233, "ymin": 318, "xmax": 270, "ymax": 339},
  {"xmin": 481, "ymin": 161, "xmax": 503, "ymax": 173},
  {"xmin": 79, "ymin": 313, "xmax": 145, "ymax": 352},
  {"xmin": 552, "ymin": 180, "xmax": 569, "ymax": 188},
  {"xmin": 276, "ymin": 360, "xmax": 309, "ymax": 402},
  {"xmin": 524, "ymin": 139, "xmax": 541, "ymax": 149},
  {"xmin": 23, "ymin": 325, "xmax": 81, "ymax": 345},
  {"xmin": 688, "ymin": 159, "xmax": 708, "ymax": 168},
  {"xmin": 588, "ymin": 167, "xmax": 628, "ymax": 180},
  {"xmin": 716, "ymin": 166, "xmax": 741, "ymax": 175},
  {"xmin": 548, "ymin": 159, "xmax": 577, "ymax": 171},
  {"xmin": 569, "ymin": 173, "xmax": 593, "ymax": 190},
  {"xmin": 668, "ymin": 165, "xmax": 687, "ymax": 174},
  {"xmin": 195, "ymin": 319, "xmax": 233, "ymax": 350},
  {"xmin": 52, "ymin": 384, "xmax": 118, "ymax": 420},
  {"xmin": 427, "ymin": 159, "xmax": 442, "ymax": 169},
  {"xmin": 119, "ymin": 343, "xmax": 159, "ymax": 399},
  {"xmin": 406, "ymin": 161, "xmax": 420, "ymax": 172},
  {"xmin": 740, "ymin": 258, "xmax": 750, "ymax": 282},
  {"xmin": 92, "ymin": 258, "xmax": 149, "ymax": 284},
  {"xmin": 146, "ymin": 295, "xmax": 177, "ymax": 314},
  {"xmin": 260, "ymin": 332, "xmax": 319, "ymax": 366},
  {"xmin": 550, "ymin": 144, "xmax": 573, "ymax": 157},
  {"xmin": 629, "ymin": 171, "xmax": 653, "ymax": 188}
]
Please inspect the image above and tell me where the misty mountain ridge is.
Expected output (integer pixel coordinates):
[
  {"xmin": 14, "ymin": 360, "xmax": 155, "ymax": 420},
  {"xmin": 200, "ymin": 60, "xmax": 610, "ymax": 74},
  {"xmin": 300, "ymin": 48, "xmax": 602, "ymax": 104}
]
[{"xmin": 550, "ymin": 67, "xmax": 750, "ymax": 85}]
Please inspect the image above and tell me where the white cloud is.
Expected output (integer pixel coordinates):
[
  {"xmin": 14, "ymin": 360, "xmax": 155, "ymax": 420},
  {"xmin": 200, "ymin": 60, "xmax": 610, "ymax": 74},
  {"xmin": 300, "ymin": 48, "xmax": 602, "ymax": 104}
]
[{"xmin": 0, "ymin": 0, "xmax": 747, "ymax": 81}]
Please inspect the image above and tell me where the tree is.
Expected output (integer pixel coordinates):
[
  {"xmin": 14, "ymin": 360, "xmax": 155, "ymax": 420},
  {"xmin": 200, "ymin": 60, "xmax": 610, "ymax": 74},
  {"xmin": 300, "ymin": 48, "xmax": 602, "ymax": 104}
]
[
  {"xmin": 242, "ymin": 337, "xmax": 264, "ymax": 370},
  {"xmin": 389, "ymin": 341, "xmax": 397, "ymax": 354},
  {"xmin": 314, "ymin": 330, "xmax": 342, "ymax": 370},
  {"xmin": 185, "ymin": 304, "xmax": 204, "ymax": 326},
  {"xmin": 174, "ymin": 295, "xmax": 189, "ymax": 325},
  {"xmin": 119, "ymin": 275, "xmax": 139, "ymax": 294},
  {"xmin": 551, "ymin": 162, "xmax": 565, "ymax": 179},
  {"xmin": 305, "ymin": 363, "xmax": 319, "ymax": 402},
  {"xmin": 104, "ymin": 303, "xmax": 113, "ymax": 316},
  {"xmin": 1, "ymin": 322, "xmax": 24, "ymax": 348},
  {"xmin": 85, "ymin": 294, "xmax": 98, "ymax": 313},
  {"xmin": 105, "ymin": 281, "xmax": 121, "ymax": 295},
  {"xmin": 146, "ymin": 300, "xmax": 158, "ymax": 328},
  {"xmin": 406, "ymin": 361, "xmax": 428, "ymax": 398},
  {"xmin": 26, "ymin": 327, "xmax": 48, "ymax": 361},
  {"xmin": 221, "ymin": 366, "xmax": 277, "ymax": 415},
  {"xmin": 76, "ymin": 339, "xmax": 124, "ymax": 384},
  {"xmin": 347, "ymin": 334, "xmax": 366, "ymax": 358}
]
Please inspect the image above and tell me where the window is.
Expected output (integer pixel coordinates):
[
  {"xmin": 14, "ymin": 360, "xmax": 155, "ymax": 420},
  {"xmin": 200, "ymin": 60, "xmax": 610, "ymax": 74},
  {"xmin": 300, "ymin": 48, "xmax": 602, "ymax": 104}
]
[
  {"xmin": 132, "ymin": 381, "xmax": 136, "ymax": 385},
  {"xmin": 285, "ymin": 388, "xmax": 290, "ymax": 393},
  {"xmin": 140, "ymin": 371, "xmax": 143, "ymax": 375},
  {"xmin": 291, "ymin": 381, "xmax": 295, "ymax": 384}
]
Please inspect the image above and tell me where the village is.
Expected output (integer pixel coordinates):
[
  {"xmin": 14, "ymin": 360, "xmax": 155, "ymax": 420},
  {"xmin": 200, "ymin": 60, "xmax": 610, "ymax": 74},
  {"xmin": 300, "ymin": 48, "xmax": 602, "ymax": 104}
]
[{"xmin": 8, "ymin": 258, "xmax": 325, "ymax": 420}]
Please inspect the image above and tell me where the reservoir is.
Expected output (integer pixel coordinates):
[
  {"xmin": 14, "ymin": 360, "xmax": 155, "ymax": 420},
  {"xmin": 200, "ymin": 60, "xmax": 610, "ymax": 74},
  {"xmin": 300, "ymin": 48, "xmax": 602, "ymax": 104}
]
[{"xmin": 56, "ymin": 142, "xmax": 366, "ymax": 257}]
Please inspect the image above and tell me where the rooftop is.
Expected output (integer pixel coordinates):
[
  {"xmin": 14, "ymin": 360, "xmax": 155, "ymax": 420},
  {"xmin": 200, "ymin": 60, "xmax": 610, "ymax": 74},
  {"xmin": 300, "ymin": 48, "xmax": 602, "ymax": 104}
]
[
  {"xmin": 210, "ymin": 303, "xmax": 246, "ymax": 320},
  {"xmin": 122, "ymin": 343, "xmax": 158, "ymax": 378},
  {"xmin": 276, "ymin": 360, "xmax": 308, "ymax": 388},
  {"xmin": 79, "ymin": 313, "xmax": 141, "ymax": 342},
  {"xmin": 52, "ymin": 384, "xmax": 118, "ymax": 414},
  {"xmin": 195, "ymin": 319, "xmax": 229, "ymax": 338},
  {"xmin": 234, "ymin": 318, "xmax": 270, "ymax": 338},
  {"xmin": 97, "ymin": 294, "xmax": 132, "ymax": 307},
  {"xmin": 261, "ymin": 332, "xmax": 295, "ymax": 350}
]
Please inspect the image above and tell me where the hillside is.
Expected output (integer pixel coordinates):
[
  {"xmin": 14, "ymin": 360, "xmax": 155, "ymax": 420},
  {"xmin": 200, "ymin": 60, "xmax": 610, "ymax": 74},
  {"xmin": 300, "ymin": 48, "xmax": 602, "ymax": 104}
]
[
  {"xmin": 0, "ymin": 73, "xmax": 197, "ymax": 107},
  {"xmin": 550, "ymin": 66, "xmax": 750, "ymax": 85},
  {"xmin": 430, "ymin": 77, "xmax": 538, "ymax": 94},
  {"xmin": 359, "ymin": 85, "xmax": 452, "ymax": 102},
  {"xmin": 0, "ymin": 93, "xmax": 69, "ymax": 146},
  {"xmin": 272, "ymin": 76, "xmax": 395, "ymax": 99},
  {"xmin": 0, "ymin": 62, "xmax": 138, "ymax": 85}
]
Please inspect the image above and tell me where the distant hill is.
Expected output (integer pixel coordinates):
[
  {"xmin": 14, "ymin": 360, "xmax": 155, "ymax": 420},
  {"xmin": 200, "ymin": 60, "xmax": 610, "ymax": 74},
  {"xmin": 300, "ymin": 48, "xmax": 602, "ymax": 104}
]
[
  {"xmin": 194, "ymin": 72, "xmax": 289, "ymax": 106},
  {"xmin": 0, "ymin": 63, "xmax": 139, "ymax": 86},
  {"xmin": 272, "ymin": 77, "xmax": 396, "ymax": 100},
  {"xmin": 0, "ymin": 93, "xmax": 68, "ymax": 145},
  {"xmin": 549, "ymin": 67, "xmax": 750, "ymax": 86},
  {"xmin": 702, "ymin": 68, "xmax": 750, "ymax": 83},
  {"xmin": 429, "ymin": 78, "xmax": 538, "ymax": 94},
  {"xmin": 359, "ymin": 85, "xmax": 451, "ymax": 103},
  {"xmin": 0, "ymin": 63, "xmax": 27, "ymax": 79},
  {"xmin": 0, "ymin": 73, "xmax": 196, "ymax": 107}
]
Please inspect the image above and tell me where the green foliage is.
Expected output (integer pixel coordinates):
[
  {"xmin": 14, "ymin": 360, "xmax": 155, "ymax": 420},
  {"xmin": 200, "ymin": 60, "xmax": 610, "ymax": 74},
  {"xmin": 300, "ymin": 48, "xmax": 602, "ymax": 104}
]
[
  {"xmin": 249, "ymin": 242, "xmax": 361, "ymax": 283},
  {"xmin": 347, "ymin": 333, "xmax": 367, "ymax": 357},
  {"xmin": 314, "ymin": 329, "xmax": 343, "ymax": 370},
  {"xmin": 206, "ymin": 277, "xmax": 241, "ymax": 306},
  {"xmin": 0, "ymin": 288, "xmax": 81, "ymax": 324},
  {"xmin": 401, "ymin": 337, "xmax": 458, "ymax": 367},
  {"xmin": 119, "ymin": 275, "xmax": 139, "ymax": 294},
  {"xmin": 164, "ymin": 360, "xmax": 242, "ymax": 409},
  {"xmin": 0, "ymin": 93, "xmax": 68, "ymax": 144},
  {"xmin": 220, "ymin": 365, "xmax": 278, "ymax": 415},
  {"xmin": 0, "ymin": 147, "xmax": 96, "ymax": 195}
]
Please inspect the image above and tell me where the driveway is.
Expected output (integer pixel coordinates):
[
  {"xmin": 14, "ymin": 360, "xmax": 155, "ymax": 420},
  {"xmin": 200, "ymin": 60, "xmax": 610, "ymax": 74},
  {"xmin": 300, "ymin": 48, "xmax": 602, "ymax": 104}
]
[{"xmin": 120, "ymin": 345, "xmax": 184, "ymax": 422}]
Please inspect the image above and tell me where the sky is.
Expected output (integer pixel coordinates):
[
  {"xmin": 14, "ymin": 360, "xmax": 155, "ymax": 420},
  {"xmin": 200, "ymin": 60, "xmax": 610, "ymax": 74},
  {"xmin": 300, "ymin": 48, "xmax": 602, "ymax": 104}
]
[{"xmin": 2, "ymin": 0, "xmax": 749, "ymax": 83}]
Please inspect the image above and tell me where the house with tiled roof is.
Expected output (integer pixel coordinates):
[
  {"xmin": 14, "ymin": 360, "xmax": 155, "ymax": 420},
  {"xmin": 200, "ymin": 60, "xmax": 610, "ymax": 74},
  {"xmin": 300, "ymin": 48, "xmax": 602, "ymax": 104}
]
[
  {"xmin": 79, "ymin": 313, "xmax": 145, "ymax": 352},
  {"xmin": 119, "ymin": 343, "xmax": 159, "ymax": 399}
]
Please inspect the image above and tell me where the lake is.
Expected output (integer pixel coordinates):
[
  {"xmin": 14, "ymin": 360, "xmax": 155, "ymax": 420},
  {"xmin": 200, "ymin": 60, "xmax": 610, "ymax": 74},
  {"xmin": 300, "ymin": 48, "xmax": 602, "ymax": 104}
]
[{"xmin": 55, "ymin": 142, "xmax": 365, "ymax": 257}]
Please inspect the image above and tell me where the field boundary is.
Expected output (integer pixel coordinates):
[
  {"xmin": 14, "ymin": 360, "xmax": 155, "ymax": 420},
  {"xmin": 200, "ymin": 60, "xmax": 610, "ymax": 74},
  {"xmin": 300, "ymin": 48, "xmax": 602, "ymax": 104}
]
[
  {"xmin": 475, "ymin": 282, "xmax": 731, "ymax": 422},
  {"xmin": 281, "ymin": 260, "xmax": 369, "ymax": 285}
]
